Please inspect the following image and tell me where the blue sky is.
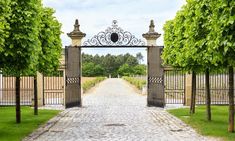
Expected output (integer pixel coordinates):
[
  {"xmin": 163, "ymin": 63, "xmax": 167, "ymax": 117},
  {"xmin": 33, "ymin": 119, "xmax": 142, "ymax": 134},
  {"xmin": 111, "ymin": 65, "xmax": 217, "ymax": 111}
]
[{"xmin": 43, "ymin": 0, "xmax": 186, "ymax": 63}]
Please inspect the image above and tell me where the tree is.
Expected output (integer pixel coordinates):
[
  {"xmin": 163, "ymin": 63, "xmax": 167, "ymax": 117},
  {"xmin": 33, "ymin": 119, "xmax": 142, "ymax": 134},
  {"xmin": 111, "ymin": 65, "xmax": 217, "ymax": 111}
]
[
  {"xmin": 1, "ymin": 0, "xmax": 42, "ymax": 123},
  {"xmin": 38, "ymin": 7, "xmax": 62, "ymax": 75},
  {"xmin": 136, "ymin": 52, "xmax": 144, "ymax": 64},
  {"xmin": 126, "ymin": 56, "xmax": 138, "ymax": 67},
  {"xmin": 101, "ymin": 54, "xmax": 116, "ymax": 76},
  {"xmin": 82, "ymin": 62, "xmax": 104, "ymax": 77},
  {"xmin": 133, "ymin": 65, "xmax": 146, "ymax": 75},
  {"xmin": 118, "ymin": 64, "xmax": 133, "ymax": 76},
  {"xmin": 33, "ymin": 7, "xmax": 62, "ymax": 115},
  {"xmin": 207, "ymin": 0, "xmax": 235, "ymax": 132}
]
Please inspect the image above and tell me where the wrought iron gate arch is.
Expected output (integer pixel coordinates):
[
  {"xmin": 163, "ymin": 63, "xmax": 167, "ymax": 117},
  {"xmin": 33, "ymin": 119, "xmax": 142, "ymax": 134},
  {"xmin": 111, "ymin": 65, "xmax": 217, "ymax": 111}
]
[{"xmin": 82, "ymin": 20, "xmax": 146, "ymax": 47}]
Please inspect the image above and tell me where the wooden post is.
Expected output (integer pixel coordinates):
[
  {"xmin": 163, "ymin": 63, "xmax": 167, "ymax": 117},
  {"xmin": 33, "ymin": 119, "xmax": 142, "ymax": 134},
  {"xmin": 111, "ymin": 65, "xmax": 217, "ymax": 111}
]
[{"xmin": 185, "ymin": 73, "xmax": 192, "ymax": 106}]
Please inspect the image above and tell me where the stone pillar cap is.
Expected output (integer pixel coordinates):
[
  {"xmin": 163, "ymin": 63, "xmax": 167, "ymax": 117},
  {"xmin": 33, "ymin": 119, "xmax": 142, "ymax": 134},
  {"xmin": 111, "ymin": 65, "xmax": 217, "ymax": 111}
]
[
  {"xmin": 67, "ymin": 19, "xmax": 86, "ymax": 38},
  {"xmin": 142, "ymin": 20, "xmax": 161, "ymax": 40}
]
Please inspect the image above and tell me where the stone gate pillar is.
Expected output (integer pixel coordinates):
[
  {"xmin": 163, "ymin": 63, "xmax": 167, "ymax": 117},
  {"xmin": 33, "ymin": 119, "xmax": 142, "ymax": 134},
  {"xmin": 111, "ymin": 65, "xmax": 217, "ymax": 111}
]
[
  {"xmin": 65, "ymin": 19, "xmax": 86, "ymax": 108},
  {"xmin": 143, "ymin": 20, "xmax": 164, "ymax": 107}
]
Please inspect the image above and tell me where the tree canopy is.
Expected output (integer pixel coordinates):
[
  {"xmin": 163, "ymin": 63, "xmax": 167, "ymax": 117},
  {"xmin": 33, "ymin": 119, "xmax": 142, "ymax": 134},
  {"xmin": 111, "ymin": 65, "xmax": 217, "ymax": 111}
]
[
  {"xmin": 38, "ymin": 7, "xmax": 62, "ymax": 74},
  {"xmin": 163, "ymin": 0, "xmax": 235, "ymax": 72},
  {"xmin": 1, "ymin": 0, "xmax": 42, "ymax": 75},
  {"xmin": 0, "ymin": 0, "xmax": 10, "ymax": 54},
  {"xmin": 0, "ymin": 0, "xmax": 62, "ymax": 76}
]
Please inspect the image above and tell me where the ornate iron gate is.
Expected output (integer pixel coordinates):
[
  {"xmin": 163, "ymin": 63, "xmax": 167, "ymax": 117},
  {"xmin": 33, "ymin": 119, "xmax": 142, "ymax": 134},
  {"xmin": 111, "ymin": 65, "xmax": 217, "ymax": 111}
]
[
  {"xmin": 164, "ymin": 69, "xmax": 185, "ymax": 104},
  {"xmin": 43, "ymin": 71, "xmax": 64, "ymax": 105}
]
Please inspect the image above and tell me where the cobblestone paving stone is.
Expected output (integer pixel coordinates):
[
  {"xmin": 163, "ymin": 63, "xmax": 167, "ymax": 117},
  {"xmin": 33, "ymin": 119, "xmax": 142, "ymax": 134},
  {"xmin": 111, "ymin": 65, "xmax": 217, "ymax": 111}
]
[{"xmin": 24, "ymin": 78, "xmax": 217, "ymax": 141}]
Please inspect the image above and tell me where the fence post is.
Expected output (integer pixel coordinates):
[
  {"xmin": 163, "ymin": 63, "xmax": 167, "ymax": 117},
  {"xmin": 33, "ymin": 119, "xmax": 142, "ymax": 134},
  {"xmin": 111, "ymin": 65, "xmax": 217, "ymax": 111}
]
[
  {"xmin": 185, "ymin": 73, "xmax": 192, "ymax": 106},
  {"xmin": 37, "ymin": 72, "xmax": 43, "ymax": 107},
  {"xmin": 0, "ymin": 71, "xmax": 2, "ymax": 101}
]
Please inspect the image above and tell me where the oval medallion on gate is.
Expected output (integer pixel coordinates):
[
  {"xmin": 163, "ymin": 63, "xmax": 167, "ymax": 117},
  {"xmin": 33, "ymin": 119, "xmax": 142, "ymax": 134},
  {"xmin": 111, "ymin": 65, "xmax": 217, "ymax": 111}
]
[{"xmin": 111, "ymin": 33, "xmax": 118, "ymax": 43}]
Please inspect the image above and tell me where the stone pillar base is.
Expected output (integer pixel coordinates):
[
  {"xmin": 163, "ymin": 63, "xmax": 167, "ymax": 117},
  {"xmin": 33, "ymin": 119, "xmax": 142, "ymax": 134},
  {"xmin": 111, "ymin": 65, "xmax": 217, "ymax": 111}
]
[
  {"xmin": 65, "ymin": 101, "xmax": 81, "ymax": 108},
  {"xmin": 147, "ymin": 100, "xmax": 164, "ymax": 107}
]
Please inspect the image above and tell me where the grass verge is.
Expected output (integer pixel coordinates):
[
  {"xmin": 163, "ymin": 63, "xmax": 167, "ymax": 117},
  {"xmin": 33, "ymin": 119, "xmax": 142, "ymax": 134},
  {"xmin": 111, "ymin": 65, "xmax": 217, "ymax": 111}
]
[
  {"xmin": 82, "ymin": 77, "xmax": 106, "ymax": 93},
  {"xmin": 0, "ymin": 106, "xmax": 60, "ymax": 141},
  {"xmin": 122, "ymin": 76, "xmax": 146, "ymax": 90},
  {"xmin": 168, "ymin": 106, "xmax": 235, "ymax": 141}
]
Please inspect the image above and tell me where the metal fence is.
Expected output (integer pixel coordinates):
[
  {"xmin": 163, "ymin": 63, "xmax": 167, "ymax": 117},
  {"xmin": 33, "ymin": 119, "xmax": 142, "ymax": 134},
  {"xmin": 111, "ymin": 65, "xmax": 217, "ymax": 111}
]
[
  {"xmin": 0, "ymin": 74, "xmax": 34, "ymax": 106},
  {"xmin": 196, "ymin": 70, "xmax": 233, "ymax": 105},
  {"xmin": 43, "ymin": 71, "xmax": 64, "ymax": 105},
  {"xmin": 164, "ymin": 70, "xmax": 185, "ymax": 104}
]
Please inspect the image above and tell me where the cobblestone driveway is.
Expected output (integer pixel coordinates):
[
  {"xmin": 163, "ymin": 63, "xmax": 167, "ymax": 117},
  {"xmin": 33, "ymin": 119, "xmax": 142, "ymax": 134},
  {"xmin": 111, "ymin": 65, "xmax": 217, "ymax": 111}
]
[{"xmin": 25, "ymin": 78, "xmax": 215, "ymax": 141}]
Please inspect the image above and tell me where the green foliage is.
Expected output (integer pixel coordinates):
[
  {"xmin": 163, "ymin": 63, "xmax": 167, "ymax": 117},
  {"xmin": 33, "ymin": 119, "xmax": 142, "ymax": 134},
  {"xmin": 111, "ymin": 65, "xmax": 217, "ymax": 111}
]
[
  {"xmin": 122, "ymin": 76, "xmax": 146, "ymax": 90},
  {"xmin": 0, "ymin": 0, "xmax": 10, "ymax": 54},
  {"xmin": 0, "ymin": 106, "xmax": 60, "ymax": 141},
  {"xmin": 206, "ymin": 0, "xmax": 235, "ymax": 67},
  {"xmin": 82, "ymin": 77, "xmax": 106, "ymax": 93},
  {"xmin": 82, "ymin": 62, "xmax": 104, "ymax": 77},
  {"xmin": 1, "ymin": 0, "xmax": 42, "ymax": 75},
  {"xmin": 133, "ymin": 65, "xmax": 147, "ymax": 75},
  {"xmin": 0, "ymin": 1, "xmax": 62, "ymax": 76},
  {"xmin": 163, "ymin": 0, "xmax": 235, "ymax": 71},
  {"xmin": 168, "ymin": 106, "xmax": 235, "ymax": 141},
  {"xmin": 38, "ymin": 7, "xmax": 62, "ymax": 74},
  {"xmin": 82, "ymin": 53, "xmax": 146, "ymax": 77},
  {"xmin": 118, "ymin": 64, "xmax": 133, "ymax": 76}
]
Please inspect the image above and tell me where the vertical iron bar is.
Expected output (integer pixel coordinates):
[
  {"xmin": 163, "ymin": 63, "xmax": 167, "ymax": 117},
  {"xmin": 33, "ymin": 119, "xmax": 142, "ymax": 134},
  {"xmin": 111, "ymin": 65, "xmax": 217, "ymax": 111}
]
[{"xmin": 34, "ymin": 76, "xmax": 38, "ymax": 115}]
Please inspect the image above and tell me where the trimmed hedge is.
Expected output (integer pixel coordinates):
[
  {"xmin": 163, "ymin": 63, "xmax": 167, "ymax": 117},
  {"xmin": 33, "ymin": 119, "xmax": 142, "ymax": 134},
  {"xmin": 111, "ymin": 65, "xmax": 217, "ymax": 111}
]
[
  {"xmin": 82, "ymin": 77, "xmax": 106, "ymax": 93},
  {"xmin": 122, "ymin": 76, "xmax": 146, "ymax": 90}
]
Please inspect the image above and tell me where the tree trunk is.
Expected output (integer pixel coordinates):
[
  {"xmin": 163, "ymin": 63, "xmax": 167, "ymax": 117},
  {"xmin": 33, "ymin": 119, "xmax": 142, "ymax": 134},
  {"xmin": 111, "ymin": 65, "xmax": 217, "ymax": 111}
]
[
  {"xmin": 228, "ymin": 66, "xmax": 234, "ymax": 132},
  {"xmin": 16, "ymin": 76, "xmax": 21, "ymax": 123},
  {"xmin": 34, "ymin": 76, "xmax": 38, "ymax": 115},
  {"xmin": 205, "ymin": 69, "xmax": 211, "ymax": 121},
  {"xmin": 190, "ymin": 71, "xmax": 196, "ymax": 114}
]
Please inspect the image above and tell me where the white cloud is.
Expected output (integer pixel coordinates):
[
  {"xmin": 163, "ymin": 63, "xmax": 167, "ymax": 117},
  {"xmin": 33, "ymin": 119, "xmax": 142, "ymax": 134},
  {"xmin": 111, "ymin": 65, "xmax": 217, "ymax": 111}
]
[{"xmin": 43, "ymin": 0, "xmax": 186, "ymax": 63}]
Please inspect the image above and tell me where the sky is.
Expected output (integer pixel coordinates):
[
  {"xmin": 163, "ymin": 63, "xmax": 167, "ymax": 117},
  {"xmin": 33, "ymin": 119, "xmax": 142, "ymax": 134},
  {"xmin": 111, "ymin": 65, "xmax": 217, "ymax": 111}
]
[{"xmin": 43, "ymin": 0, "xmax": 186, "ymax": 64}]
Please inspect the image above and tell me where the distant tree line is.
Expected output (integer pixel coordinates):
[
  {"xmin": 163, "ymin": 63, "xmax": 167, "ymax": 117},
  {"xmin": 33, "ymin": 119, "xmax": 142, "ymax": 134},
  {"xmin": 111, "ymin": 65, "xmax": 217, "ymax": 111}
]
[{"xmin": 82, "ymin": 53, "xmax": 146, "ymax": 77}]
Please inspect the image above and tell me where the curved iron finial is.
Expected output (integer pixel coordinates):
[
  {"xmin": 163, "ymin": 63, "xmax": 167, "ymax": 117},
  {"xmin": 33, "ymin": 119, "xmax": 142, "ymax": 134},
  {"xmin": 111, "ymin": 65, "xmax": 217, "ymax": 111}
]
[{"xmin": 83, "ymin": 20, "xmax": 145, "ymax": 46}]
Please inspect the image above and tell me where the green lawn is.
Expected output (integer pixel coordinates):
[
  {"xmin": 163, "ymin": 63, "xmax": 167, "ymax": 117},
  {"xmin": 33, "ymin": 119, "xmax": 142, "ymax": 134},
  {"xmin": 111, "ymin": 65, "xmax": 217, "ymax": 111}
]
[
  {"xmin": 0, "ymin": 106, "xmax": 61, "ymax": 141},
  {"xmin": 168, "ymin": 106, "xmax": 235, "ymax": 141}
]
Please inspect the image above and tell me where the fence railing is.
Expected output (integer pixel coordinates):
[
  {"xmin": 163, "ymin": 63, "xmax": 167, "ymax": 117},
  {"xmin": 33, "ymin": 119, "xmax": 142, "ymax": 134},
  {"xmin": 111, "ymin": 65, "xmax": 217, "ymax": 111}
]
[
  {"xmin": 164, "ymin": 70, "xmax": 185, "ymax": 104},
  {"xmin": 196, "ymin": 70, "xmax": 233, "ymax": 105},
  {"xmin": 0, "ymin": 75, "xmax": 34, "ymax": 105}
]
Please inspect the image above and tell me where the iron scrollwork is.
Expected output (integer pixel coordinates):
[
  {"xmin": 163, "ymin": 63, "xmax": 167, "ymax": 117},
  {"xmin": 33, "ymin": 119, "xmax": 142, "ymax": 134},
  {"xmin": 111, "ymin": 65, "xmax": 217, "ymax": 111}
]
[{"xmin": 83, "ymin": 20, "xmax": 146, "ymax": 46}]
